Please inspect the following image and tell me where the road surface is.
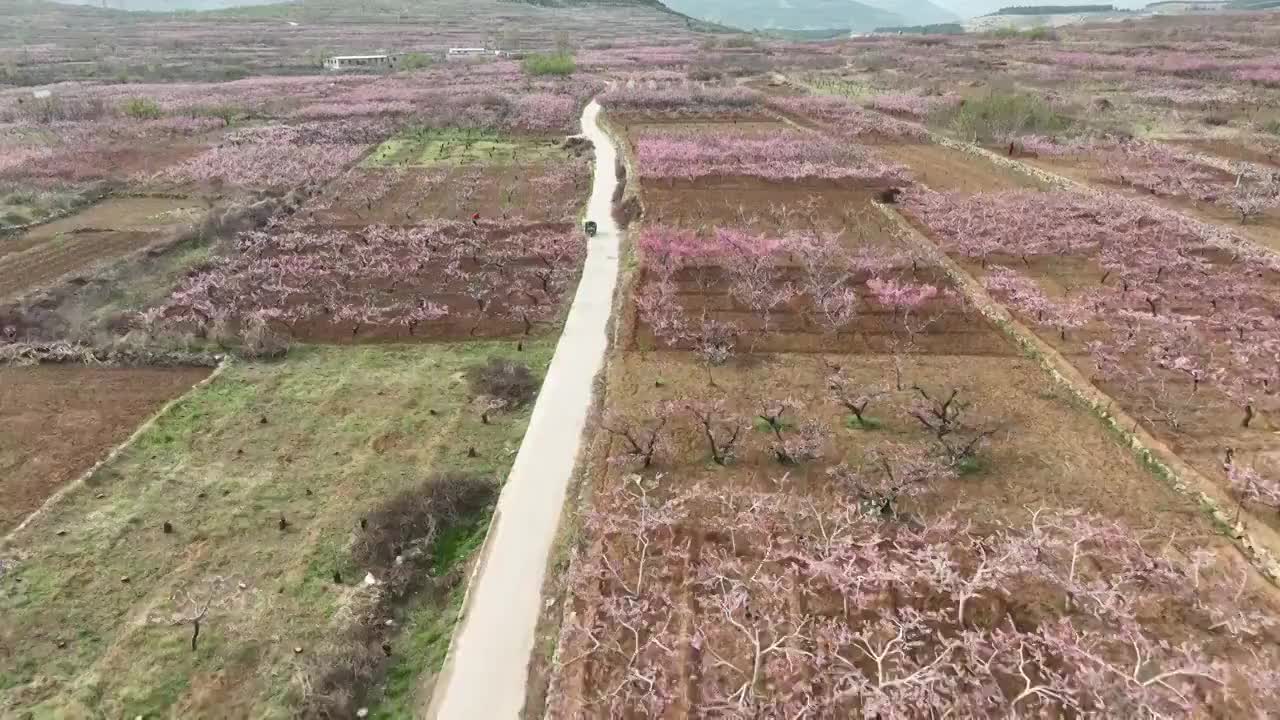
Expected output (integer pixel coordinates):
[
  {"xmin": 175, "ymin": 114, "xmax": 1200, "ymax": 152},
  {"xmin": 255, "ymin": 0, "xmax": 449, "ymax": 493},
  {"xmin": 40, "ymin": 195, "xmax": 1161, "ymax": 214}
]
[{"xmin": 425, "ymin": 100, "xmax": 621, "ymax": 719}]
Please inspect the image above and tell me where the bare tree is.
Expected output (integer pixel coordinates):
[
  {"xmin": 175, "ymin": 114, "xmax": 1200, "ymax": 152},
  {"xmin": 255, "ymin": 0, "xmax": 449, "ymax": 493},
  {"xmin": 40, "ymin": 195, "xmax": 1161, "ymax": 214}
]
[
  {"xmin": 170, "ymin": 576, "xmax": 243, "ymax": 653},
  {"xmin": 686, "ymin": 399, "xmax": 746, "ymax": 466}
]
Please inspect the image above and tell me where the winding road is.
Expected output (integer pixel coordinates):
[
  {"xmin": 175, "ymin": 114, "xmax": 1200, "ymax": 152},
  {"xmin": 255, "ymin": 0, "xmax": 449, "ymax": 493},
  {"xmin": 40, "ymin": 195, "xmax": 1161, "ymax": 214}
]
[{"xmin": 425, "ymin": 100, "xmax": 621, "ymax": 719}]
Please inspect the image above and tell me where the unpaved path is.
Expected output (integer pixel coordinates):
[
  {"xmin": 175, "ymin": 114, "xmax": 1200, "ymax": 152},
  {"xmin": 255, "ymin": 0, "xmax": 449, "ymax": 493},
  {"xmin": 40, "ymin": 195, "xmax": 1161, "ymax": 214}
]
[{"xmin": 425, "ymin": 100, "xmax": 621, "ymax": 719}]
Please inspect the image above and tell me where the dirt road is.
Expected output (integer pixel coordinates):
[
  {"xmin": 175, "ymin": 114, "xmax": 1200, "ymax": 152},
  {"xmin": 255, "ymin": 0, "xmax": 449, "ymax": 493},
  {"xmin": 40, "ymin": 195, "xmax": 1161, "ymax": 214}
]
[{"xmin": 425, "ymin": 100, "xmax": 621, "ymax": 719}]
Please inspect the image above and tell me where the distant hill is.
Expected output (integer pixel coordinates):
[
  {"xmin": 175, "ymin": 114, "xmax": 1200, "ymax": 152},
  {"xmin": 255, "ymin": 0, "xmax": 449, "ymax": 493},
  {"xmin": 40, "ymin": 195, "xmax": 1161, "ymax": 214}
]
[
  {"xmin": 931, "ymin": 0, "xmax": 1145, "ymax": 15},
  {"xmin": 49, "ymin": 0, "xmax": 690, "ymax": 12},
  {"xmin": 865, "ymin": 0, "xmax": 960, "ymax": 24},
  {"xmin": 52, "ymin": 0, "xmax": 276, "ymax": 8},
  {"xmin": 662, "ymin": 0, "xmax": 930, "ymax": 30},
  {"xmin": 48, "ymin": 0, "xmax": 963, "ymax": 27}
]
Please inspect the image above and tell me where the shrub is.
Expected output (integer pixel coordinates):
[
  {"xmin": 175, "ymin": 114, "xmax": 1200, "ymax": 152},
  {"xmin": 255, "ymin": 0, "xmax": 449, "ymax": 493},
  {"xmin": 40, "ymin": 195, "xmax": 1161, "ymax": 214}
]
[
  {"xmin": 304, "ymin": 473, "xmax": 497, "ymax": 719},
  {"xmin": 352, "ymin": 472, "xmax": 496, "ymax": 574},
  {"xmin": 188, "ymin": 104, "xmax": 241, "ymax": 126},
  {"xmin": 1, "ymin": 210, "xmax": 28, "ymax": 227},
  {"xmin": 940, "ymin": 90, "xmax": 1071, "ymax": 143},
  {"xmin": 468, "ymin": 358, "xmax": 538, "ymax": 408},
  {"xmin": 989, "ymin": 26, "xmax": 1058, "ymax": 40},
  {"xmin": 1261, "ymin": 119, "xmax": 1280, "ymax": 136},
  {"xmin": 522, "ymin": 51, "xmax": 576, "ymax": 77},
  {"xmin": 720, "ymin": 35, "xmax": 761, "ymax": 49},
  {"xmin": 399, "ymin": 52, "xmax": 434, "ymax": 71},
  {"xmin": 121, "ymin": 97, "xmax": 163, "ymax": 120},
  {"xmin": 238, "ymin": 315, "xmax": 290, "ymax": 359}
]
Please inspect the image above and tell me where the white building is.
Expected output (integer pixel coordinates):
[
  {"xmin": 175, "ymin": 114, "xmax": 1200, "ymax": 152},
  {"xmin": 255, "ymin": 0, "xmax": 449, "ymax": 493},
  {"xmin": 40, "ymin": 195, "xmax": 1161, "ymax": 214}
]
[
  {"xmin": 323, "ymin": 54, "xmax": 396, "ymax": 71},
  {"xmin": 446, "ymin": 47, "xmax": 489, "ymax": 61}
]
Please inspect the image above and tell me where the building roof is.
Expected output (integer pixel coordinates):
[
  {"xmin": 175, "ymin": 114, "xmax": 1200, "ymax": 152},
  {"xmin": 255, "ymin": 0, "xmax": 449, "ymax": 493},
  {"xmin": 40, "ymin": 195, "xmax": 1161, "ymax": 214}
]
[{"xmin": 328, "ymin": 55, "xmax": 392, "ymax": 60}]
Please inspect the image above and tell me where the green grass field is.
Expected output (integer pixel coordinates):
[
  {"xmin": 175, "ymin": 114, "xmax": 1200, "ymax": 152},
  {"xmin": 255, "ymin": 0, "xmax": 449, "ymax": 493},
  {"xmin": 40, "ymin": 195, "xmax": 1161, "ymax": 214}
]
[
  {"xmin": 363, "ymin": 128, "xmax": 564, "ymax": 168},
  {"xmin": 0, "ymin": 341, "xmax": 553, "ymax": 718}
]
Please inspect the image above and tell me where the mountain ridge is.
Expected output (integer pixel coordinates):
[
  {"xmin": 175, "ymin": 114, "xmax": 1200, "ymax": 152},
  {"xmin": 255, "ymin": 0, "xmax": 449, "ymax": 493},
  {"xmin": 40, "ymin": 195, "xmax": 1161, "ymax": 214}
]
[{"xmin": 661, "ymin": 0, "xmax": 960, "ymax": 31}]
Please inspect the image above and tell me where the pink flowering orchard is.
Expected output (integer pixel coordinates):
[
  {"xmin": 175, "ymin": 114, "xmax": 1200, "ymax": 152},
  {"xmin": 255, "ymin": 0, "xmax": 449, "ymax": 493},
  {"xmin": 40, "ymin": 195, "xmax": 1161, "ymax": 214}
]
[{"xmin": 7, "ymin": 4, "xmax": 1280, "ymax": 718}]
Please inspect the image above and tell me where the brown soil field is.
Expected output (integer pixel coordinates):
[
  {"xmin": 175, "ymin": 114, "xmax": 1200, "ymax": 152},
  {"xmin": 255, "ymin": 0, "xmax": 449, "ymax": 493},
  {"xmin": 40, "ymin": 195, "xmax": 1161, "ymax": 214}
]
[
  {"xmin": 920, "ymin": 236, "xmax": 1280, "ymax": 536},
  {"xmin": 1022, "ymin": 155, "xmax": 1280, "ymax": 253},
  {"xmin": 633, "ymin": 174, "xmax": 1006, "ymax": 356},
  {"xmin": 614, "ymin": 117, "xmax": 791, "ymax": 138},
  {"xmin": 641, "ymin": 177, "xmax": 902, "ymax": 234},
  {"xmin": 0, "ymin": 230, "xmax": 175, "ymax": 300},
  {"xmin": 609, "ymin": 351, "xmax": 1223, "ymax": 541},
  {"xmin": 891, "ymin": 138, "xmax": 1280, "ymax": 535},
  {"xmin": 3, "ymin": 141, "xmax": 207, "ymax": 185},
  {"xmin": 0, "ymin": 364, "xmax": 210, "ymax": 534},
  {"xmin": 553, "ymin": 337, "xmax": 1259, "ymax": 717},
  {"xmin": 1169, "ymin": 138, "xmax": 1280, "ymax": 169},
  {"xmin": 302, "ymin": 165, "xmax": 589, "ymax": 227},
  {"xmin": 880, "ymin": 142, "xmax": 1046, "ymax": 192},
  {"xmin": 610, "ymin": 112, "xmax": 782, "ymax": 130},
  {"xmin": 1, "ymin": 196, "xmax": 207, "ymax": 260},
  {"xmin": 630, "ymin": 262, "xmax": 1011, "ymax": 356},
  {"xmin": 543, "ymin": 112, "xmax": 1280, "ymax": 716}
]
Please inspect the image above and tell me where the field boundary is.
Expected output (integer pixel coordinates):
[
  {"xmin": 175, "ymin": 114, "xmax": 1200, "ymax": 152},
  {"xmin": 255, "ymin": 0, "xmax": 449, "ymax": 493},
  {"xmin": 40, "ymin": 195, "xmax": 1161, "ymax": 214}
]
[
  {"xmin": 923, "ymin": 129, "xmax": 1280, "ymax": 263},
  {"xmin": 876, "ymin": 201, "xmax": 1280, "ymax": 585},
  {"xmin": 0, "ymin": 357, "xmax": 230, "ymax": 548},
  {"xmin": 0, "ymin": 221, "xmax": 203, "ymax": 304},
  {"xmin": 0, "ymin": 186, "xmax": 111, "ymax": 236}
]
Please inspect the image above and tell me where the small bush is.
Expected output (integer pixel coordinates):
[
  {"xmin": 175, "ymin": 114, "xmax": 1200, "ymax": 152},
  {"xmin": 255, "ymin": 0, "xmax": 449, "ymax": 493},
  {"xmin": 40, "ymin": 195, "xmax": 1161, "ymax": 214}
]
[
  {"xmin": 239, "ymin": 316, "xmax": 290, "ymax": 359},
  {"xmin": 399, "ymin": 52, "xmax": 434, "ymax": 71},
  {"xmin": 522, "ymin": 51, "xmax": 575, "ymax": 77},
  {"xmin": 721, "ymin": 35, "xmax": 761, "ymax": 49},
  {"xmin": 188, "ymin": 104, "xmax": 241, "ymax": 126},
  {"xmin": 352, "ymin": 472, "xmax": 497, "ymax": 575},
  {"xmin": 940, "ymin": 90, "xmax": 1071, "ymax": 143},
  {"xmin": 468, "ymin": 358, "xmax": 538, "ymax": 408},
  {"xmin": 1, "ymin": 210, "xmax": 29, "ymax": 227},
  {"xmin": 990, "ymin": 26, "xmax": 1058, "ymax": 41},
  {"xmin": 1262, "ymin": 119, "xmax": 1280, "ymax": 135},
  {"xmin": 120, "ymin": 97, "xmax": 163, "ymax": 120},
  {"xmin": 303, "ymin": 473, "xmax": 497, "ymax": 719}
]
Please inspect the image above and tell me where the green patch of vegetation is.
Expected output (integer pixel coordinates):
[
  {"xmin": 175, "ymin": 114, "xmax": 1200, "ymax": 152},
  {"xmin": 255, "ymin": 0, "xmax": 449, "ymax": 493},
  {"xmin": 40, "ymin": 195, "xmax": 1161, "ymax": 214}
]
[
  {"xmin": 753, "ymin": 416, "xmax": 794, "ymax": 433},
  {"xmin": 364, "ymin": 127, "xmax": 564, "ymax": 168},
  {"xmin": 0, "ymin": 341, "xmax": 554, "ymax": 717},
  {"xmin": 996, "ymin": 4, "xmax": 1113, "ymax": 13},
  {"xmin": 522, "ymin": 51, "xmax": 576, "ymax": 76},
  {"xmin": 429, "ymin": 512, "xmax": 489, "ymax": 577},
  {"xmin": 988, "ymin": 25, "xmax": 1058, "ymax": 40},
  {"xmin": 1261, "ymin": 119, "xmax": 1280, "ymax": 135},
  {"xmin": 120, "ymin": 96, "xmax": 163, "ymax": 120},
  {"xmin": 186, "ymin": 104, "xmax": 242, "ymax": 126},
  {"xmin": 874, "ymin": 22, "xmax": 965, "ymax": 34},
  {"xmin": 804, "ymin": 76, "xmax": 876, "ymax": 100},
  {"xmin": 368, "ymin": 583, "xmax": 467, "ymax": 720},
  {"xmin": 703, "ymin": 33, "xmax": 763, "ymax": 48},
  {"xmin": 0, "ymin": 184, "xmax": 85, "ymax": 230},
  {"xmin": 399, "ymin": 52, "xmax": 435, "ymax": 71},
  {"xmin": 954, "ymin": 454, "xmax": 984, "ymax": 476},
  {"xmin": 936, "ymin": 89, "xmax": 1072, "ymax": 143},
  {"xmin": 844, "ymin": 415, "xmax": 884, "ymax": 430}
]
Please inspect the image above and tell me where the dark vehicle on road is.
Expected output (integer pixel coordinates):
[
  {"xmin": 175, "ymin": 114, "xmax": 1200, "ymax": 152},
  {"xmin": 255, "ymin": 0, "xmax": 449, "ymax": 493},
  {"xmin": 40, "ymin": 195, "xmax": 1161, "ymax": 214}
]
[{"xmin": 584, "ymin": 220, "xmax": 598, "ymax": 236}]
